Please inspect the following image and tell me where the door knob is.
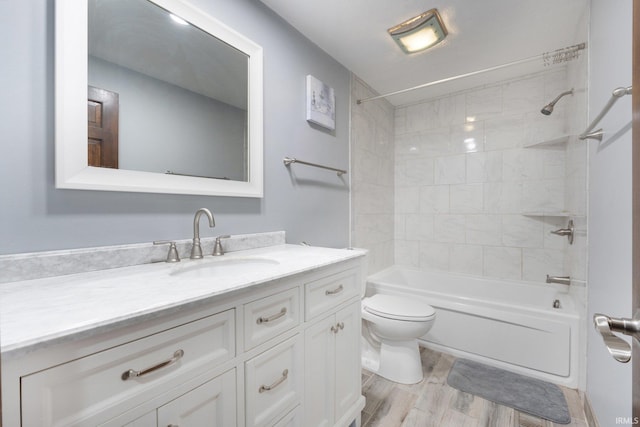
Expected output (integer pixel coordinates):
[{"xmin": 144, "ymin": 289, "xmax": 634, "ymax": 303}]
[{"xmin": 593, "ymin": 309, "xmax": 640, "ymax": 363}]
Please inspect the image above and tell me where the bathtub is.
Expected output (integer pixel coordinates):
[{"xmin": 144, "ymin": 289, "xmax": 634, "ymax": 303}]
[{"xmin": 366, "ymin": 266, "xmax": 580, "ymax": 388}]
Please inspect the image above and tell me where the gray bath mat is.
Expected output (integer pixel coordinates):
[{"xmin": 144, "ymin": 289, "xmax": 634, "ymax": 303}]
[{"xmin": 447, "ymin": 358, "xmax": 570, "ymax": 424}]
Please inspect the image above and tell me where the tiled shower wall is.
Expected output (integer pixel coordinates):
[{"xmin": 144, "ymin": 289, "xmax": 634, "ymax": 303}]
[
  {"xmin": 351, "ymin": 65, "xmax": 587, "ymax": 283},
  {"xmin": 393, "ymin": 68, "xmax": 584, "ymax": 282},
  {"xmin": 393, "ymin": 67, "xmax": 586, "ymax": 282},
  {"xmin": 350, "ymin": 76, "xmax": 395, "ymax": 274}
]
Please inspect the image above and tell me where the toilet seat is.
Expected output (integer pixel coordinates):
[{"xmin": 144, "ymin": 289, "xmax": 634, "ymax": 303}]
[{"xmin": 363, "ymin": 294, "xmax": 435, "ymax": 322}]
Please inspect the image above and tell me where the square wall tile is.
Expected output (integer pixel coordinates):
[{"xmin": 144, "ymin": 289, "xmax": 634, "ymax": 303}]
[
  {"xmin": 450, "ymin": 184, "xmax": 484, "ymax": 213},
  {"xmin": 466, "ymin": 85, "xmax": 503, "ymax": 121},
  {"xmin": 466, "ymin": 151, "xmax": 503, "ymax": 183},
  {"xmin": 396, "ymin": 157, "xmax": 434, "ymax": 186},
  {"xmin": 521, "ymin": 179, "xmax": 565, "ymax": 213},
  {"xmin": 465, "ymin": 214, "xmax": 502, "ymax": 246},
  {"xmin": 353, "ymin": 214, "xmax": 394, "ymax": 247},
  {"xmin": 419, "ymin": 241, "xmax": 450, "ymax": 271},
  {"xmin": 502, "ymin": 215, "xmax": 544, "ymax": 248},
  {"xmin": 450, "ymin": 121, "xmax": 485, "ymax": 154},
  {"xmin": 419, "ymin": 186, "xmax": 450, "ymax": 214},
  {"xmin": 485, "ymin": 114, "xmax": 526, "ymax": 151},
  {"xmin": 405, "ymin": 214, "xmax": 435, "ymax": 241},
  {"xmin": 434, "ymin": 215, "xmax": 466, "ymax": 243},
  {"xmin": 435, "ymin": 155, "xmax": 466, "ymax": 184},
  {"xmin": 450, "ymin": 244, "xmax": 483, "ymax": 276},
  {"xmin": 395, "ymin": 240, "xmax": 420, "ymax": 267},
  {"xmin": 483, "ymin": 246, "xmax": 522, "ymax": 280},
  {"xmin": 395, "ymin": 186, "xmax": 420, "ymax": 213},
  {"xmin": 483, "ymin": 182, "xmax": 523, "ymax": 214}
]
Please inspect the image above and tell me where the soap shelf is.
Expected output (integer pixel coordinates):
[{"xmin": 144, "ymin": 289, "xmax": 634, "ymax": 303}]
[
  {"xmin": 523, "ymin": 135, "xmax": 570, "ymax": 149},
  {"xmin": 521, "ymin": 211, "xmax": 573, "ymax": 217}
]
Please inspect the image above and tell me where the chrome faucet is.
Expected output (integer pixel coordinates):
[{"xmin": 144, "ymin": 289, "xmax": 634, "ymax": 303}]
[
  {"xmin": 190, "ymin": 208, "xmax": 215, "ymax": 259},
  {"xmin": 546, "ymin": 275, "xmax": 571, "ymax": 286}
]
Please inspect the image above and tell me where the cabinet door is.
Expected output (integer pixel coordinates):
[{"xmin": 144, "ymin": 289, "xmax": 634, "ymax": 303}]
[
  {"xmin": 334, "ymin": 302, "xmax": 362, "ymax": 422},
  {"xmin": 304, "ymin": 315, "xmax": 336, "ymax": 427},
  {"xmin": 157, "ymin": 369, "xmax": 236, "ymax": 427}
]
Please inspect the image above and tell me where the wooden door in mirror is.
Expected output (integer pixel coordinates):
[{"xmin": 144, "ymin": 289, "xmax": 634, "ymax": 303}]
[{"xmin": 88, "ymin": 86, "xmax": 119, "ymax": 169}]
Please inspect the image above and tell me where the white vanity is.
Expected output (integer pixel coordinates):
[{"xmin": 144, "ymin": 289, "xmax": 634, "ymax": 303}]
[{"xmin": 1, "ymin": 242, "xmax": 366, "ymax": 427}]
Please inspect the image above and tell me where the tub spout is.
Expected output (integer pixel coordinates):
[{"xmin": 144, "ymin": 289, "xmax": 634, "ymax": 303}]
[{"xmin": 546, "ymin": 275, "xmax": 571, "ymax": 286}]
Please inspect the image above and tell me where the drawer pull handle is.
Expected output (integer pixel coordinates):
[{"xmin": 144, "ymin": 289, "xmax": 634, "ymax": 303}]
[
  {"xmin": 121, "ymin": 349, "xmax": 184, "ymax": 381},
  {"xmin": 331, "ymin": 322, "xmax": 345, "ymax": 333},
  {"xmin": 259, "ymin": 369, "xmax": 289, "ymax": 393},
  {"xmin": 325, "ymin": 284, "xmax": 344, "ymax": 296},
  {"xmin": 257, "ymin": 307, "xmax": 287, "ymax": 324}
]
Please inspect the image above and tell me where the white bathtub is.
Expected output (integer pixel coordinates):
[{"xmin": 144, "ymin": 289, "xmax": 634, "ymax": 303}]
[{"xmin": 366, "ymin": 266, "xmax": 580, "ymax": 388}]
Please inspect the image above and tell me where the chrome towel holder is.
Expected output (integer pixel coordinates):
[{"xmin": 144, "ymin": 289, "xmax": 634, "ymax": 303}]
[{"xmin": 283, "ymin": 157, "xmax": 347, "ymax": 176}]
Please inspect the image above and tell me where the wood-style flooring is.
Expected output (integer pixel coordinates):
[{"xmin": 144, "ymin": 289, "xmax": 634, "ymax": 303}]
[{"xmin": 361, "ymin": 347, "xmax": 588, "ymax": 427}]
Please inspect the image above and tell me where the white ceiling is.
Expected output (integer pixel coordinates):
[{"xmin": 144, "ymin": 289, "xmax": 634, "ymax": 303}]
[{"xmin": 259, "ymin": 0, "xmax": 589, "ymax": 106}]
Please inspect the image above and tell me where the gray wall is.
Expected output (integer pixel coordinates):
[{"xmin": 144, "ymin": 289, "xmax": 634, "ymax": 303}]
[
  {"xmin": 0, "ymin": 0, "xmax": 351, "ymax": 255},
  {"xmin": 587, "ymin": 0, "xmax": 633, "ymax": 423}
]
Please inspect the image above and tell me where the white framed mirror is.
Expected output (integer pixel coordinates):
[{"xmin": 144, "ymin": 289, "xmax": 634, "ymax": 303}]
[{"xmin": 55, "ymin": 0, "xmax": 263, "ymax": 197}]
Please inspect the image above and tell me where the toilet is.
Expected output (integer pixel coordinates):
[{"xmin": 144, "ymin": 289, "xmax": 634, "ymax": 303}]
[{"xmin": 361, "ymin": 293, "xmax": 436, "ymax": 384}]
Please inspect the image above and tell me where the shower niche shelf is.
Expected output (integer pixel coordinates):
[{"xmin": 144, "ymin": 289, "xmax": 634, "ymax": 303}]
[
  {"xmin": 521, "ymin": 211, "xmax": 574, "ymax": 217},
  {"xmin": 523, "ymin": 135, "xmax": 570, "ymax": 149}
]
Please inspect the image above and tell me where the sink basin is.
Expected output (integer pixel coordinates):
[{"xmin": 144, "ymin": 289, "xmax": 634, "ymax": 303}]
[{"xmin": 170, "ymin": 257, "xmax": 280, "ymax": 279}]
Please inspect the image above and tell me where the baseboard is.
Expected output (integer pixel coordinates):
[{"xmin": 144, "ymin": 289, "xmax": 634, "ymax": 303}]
[{"xmin": 583, "ymin": 394, "xmax": 600, "ymax": 427}]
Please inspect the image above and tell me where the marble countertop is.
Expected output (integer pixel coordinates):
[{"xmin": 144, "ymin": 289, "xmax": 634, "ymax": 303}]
[{"xmin": 0, "ymin": 244, "xmax": 365, "ymax": 358}]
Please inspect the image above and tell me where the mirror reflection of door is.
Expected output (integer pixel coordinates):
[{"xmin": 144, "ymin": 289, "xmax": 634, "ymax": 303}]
[{"xmin": 87, "ymin": 85, "xmax": 119, "ymax": 168}]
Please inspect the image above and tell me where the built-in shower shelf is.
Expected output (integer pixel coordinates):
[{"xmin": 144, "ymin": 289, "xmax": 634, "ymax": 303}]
[
  {"xmin": 523, "ymin": 135, "xmax": 570, "ymax": 149},
  {"xmin": 521, "ymin": 211, "xmax": 573, "ymax": 217}
]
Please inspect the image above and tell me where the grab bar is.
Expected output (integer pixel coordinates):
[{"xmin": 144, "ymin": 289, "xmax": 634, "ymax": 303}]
[
  {"xmin": 579, "ymin": 86, "xmax": 632, "ymax": 141},
  {"xmin": 283, "ymin": 157, "xmax": 347, "ymax": 176}
]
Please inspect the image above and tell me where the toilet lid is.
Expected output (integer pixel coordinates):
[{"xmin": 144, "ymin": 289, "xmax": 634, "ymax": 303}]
[{"xmin": 363, "ymin": 294, "xmax": 435, "ymax": 321}]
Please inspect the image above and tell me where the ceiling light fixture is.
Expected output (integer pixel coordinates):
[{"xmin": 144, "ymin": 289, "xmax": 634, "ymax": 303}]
[{"xmin": 388, "ymin": 9, "xmax": 448, "ymax": 54}]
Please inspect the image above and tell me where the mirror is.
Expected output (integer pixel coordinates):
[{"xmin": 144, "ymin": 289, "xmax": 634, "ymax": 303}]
[{"xmin": 55, "ymin": 0, "xmax": 263, "ymax": 197}]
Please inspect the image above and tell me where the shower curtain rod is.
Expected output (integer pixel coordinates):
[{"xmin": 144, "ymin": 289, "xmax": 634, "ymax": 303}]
[{"xmin": 356, "ymin": 43, "xmax": 586, "ymax": 105}]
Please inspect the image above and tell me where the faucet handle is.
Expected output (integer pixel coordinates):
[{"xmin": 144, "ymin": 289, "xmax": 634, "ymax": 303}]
[
  {"xmin": 213, "ymin": 235, "xmax": 231, "ymax": 256},
  {"xmin": 153, "ymin": 240, "xmax": 181, "ymax": 263}
]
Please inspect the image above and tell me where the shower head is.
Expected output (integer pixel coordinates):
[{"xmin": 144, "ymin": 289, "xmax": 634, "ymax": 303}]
[
  {"xmin": 540, "ymin": 105, "xmax": 554, "ymax": 116},
  {"xmin": 541, "ymin": 89, "xmax": 574, "ymax": 115}
]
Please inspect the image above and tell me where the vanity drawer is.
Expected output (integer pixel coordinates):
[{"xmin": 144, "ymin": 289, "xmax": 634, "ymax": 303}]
[
  {"xmin": 305, "ymin": 269, "xmax": 359, "ymax": 320},
  {"xmin": 245, "ymin": 335, "xmax": 303, "ymax": 427},
  {"xmin": 21, "ymin": 309, "xmax": 235, "ymax": 427},
  {"xmin": 244, "ymin": 287, "xmax": 300, "ymax": 350}
]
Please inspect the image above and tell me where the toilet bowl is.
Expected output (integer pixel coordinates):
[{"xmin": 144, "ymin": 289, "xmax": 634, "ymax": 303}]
[{"xmin": 361, "ymin": 294, "xmax": 435, "ymax": 384}]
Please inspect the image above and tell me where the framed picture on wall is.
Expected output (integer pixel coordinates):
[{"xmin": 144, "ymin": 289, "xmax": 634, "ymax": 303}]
[{"xmin": 306, "ymin": 75, "xmax": 335, "ymax": 130}]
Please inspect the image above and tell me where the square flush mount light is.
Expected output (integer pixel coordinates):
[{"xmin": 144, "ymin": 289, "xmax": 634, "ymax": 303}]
[{"xmin": 388, "ymin": 8, "xmax": 448, "ymax": 54}]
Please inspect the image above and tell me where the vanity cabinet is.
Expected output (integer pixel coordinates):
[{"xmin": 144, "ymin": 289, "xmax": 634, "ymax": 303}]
[{"xmin": 3, "ymin": 255, "xmax": 365, "ymax": 427}]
